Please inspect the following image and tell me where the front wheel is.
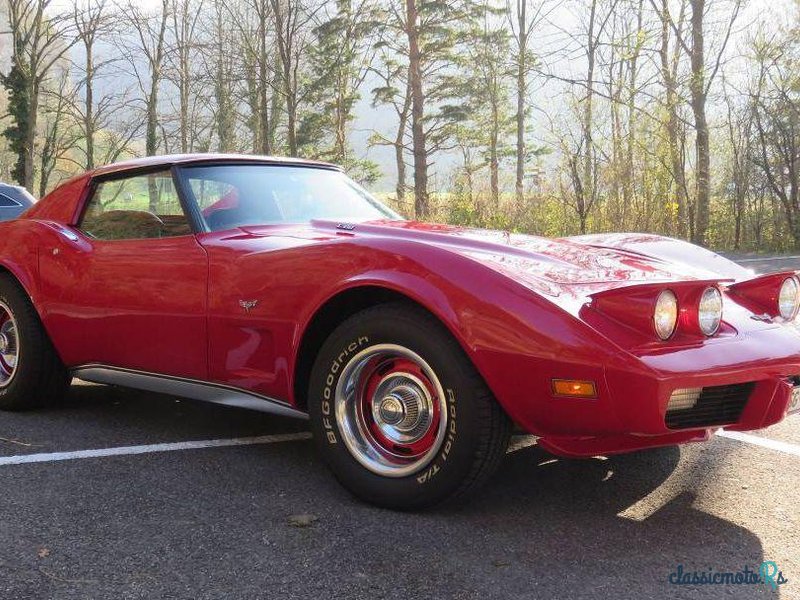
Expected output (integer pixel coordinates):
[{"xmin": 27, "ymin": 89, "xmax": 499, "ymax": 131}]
[{"xmin": 308, "ymin": 303, "xmax": 511, "ymax": 510}]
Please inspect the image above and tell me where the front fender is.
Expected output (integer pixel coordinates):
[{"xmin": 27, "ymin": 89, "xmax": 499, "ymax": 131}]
[{"xmin": 293, "ymin": 238, "xmax": 636, "ymax": 436}]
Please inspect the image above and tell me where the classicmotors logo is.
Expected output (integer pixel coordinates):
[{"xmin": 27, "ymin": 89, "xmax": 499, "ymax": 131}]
[{"xmin": 668, "ymin": 562, "xmax": 789, "ymax": 591}]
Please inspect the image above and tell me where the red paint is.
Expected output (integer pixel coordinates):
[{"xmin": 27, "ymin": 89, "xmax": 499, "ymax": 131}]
[
  {"xmin": 728, "ymin": 271, "xmax": 799, "ymax": 319},
  {"xmin": 0, "ymin": 154, "xmax": 798, "ymax": 458},
  {"xmin": 586, "ymin": 280, "xmax": 735, "ymax": 343}
]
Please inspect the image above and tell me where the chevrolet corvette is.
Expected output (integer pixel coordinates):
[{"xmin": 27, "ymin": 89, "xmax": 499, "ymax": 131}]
[{"xmin": 0, "ymin": 154, "xmax": 798, "ymax": 509}]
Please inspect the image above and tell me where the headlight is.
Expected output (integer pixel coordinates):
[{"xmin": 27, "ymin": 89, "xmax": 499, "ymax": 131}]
[
  {"xmin": 654, "ymin": 290, "xmax": 678, "ymax": 340},
  {"xmin": 778, "ymin": 277, "xmax": 800, "ymax": 320},
  {"xmin": 698, "ymin": 286, "xmax": 723, "ymax": 336}
]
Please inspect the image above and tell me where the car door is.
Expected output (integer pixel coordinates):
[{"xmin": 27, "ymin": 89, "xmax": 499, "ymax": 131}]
[{"xmin": 38, "ymin": 169, "xmax": 209, "ymax": 380}]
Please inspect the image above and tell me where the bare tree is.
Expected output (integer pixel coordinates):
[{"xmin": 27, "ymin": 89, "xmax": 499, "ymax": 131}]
[
  {"xmin": 39, "ymin": 65, "xmax": 80, "ymax": 195},
  {"xmin": 723, "ymin": 76, "xmax": 753, "ymax": 249},
  {"xmin": 168, "ymin": 0, "xmax": 203, "ymax": 153},
  {"xmin": 564, "ymin": 0, "xmax": 618, "ymax": 233},
  {"xmin": 69, "ymin": 0, "xmax": 122, "ymax": 170},
  {"xmin": 654, "ymin": 0, "xmax": 690, "ymax": 236},
  {"xmin": 655, "ymin": 0, "xmax": 741, "ymax": 245},
  {"xmin": 506, "ymin": 0, "xmax": 548, "ymax": 204},
  {"xmin": 751, "ymin": 33, "xmax": 800, "ymax": 245},
  {"xmin": 371, "ymin": 54, "xmax": 412, "ymax": 207},
  {"xmin": 270, "ymin": 0, "xmax": 317, "ymax": 156},
  {"xmin": 122, "ymin": 0, "xmax": 170, "ymax": 159},
  {"xmin": 226, "ymin": 0, "xmax": 279, "ymax": 153},
  {"xmin": 2, "ymin": 0, "xmax": 77, "ymax": 190}
]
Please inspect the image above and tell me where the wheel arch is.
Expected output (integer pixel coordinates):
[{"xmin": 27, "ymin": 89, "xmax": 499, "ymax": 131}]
[
  {"xmin": 0, "ymin": 260, "xmax": 38, "ymax": 307},
  {"xmin": 292, "ymin": 283, "xmax": 473, "ymax": 412}
]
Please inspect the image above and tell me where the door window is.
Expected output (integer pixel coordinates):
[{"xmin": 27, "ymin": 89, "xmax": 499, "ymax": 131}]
[{"xmin": 80, "ymin": 171, "xmax": 193, "ymax": 240}]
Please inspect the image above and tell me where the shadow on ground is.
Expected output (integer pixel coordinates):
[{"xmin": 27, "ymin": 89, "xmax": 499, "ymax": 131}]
[{"xmin": 0, "ymin": 383, "xmax": 778, "ymax": 599}]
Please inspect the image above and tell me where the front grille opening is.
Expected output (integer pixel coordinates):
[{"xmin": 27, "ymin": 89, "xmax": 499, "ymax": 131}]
[{"xmin": 665, "ymin": 383, "xmax": 754, "ymax": 429}]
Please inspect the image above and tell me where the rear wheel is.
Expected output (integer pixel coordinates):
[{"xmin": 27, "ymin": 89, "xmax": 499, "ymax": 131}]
[
  {"xmin": 0, "ymin": 275, "xmax": 70, "ymax": 410},
  {"xmin": 308, "ymin": 303, "xmax": 511, "ymax": 510}
]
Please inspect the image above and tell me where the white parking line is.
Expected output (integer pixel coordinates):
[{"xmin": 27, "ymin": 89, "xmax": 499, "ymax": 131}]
[
  {"xmin": 0, "ymin": 432, "xmax": 312, "ymax": 467},
  {"xmin": 1, "ymin": 428, "xmax": 795, "ymax": 467},
  {"xmin": 716, "ymin": 430, "xmax": 800, "ymax": 457}
]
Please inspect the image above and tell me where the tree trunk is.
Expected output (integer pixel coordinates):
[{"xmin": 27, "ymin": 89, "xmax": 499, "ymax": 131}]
[
  {"xmin": 146, "ymin": 78, "xmax": 159, "ymax": 158},
  {"xmin": 286, "ymin": 92, "xmax": 298, "ymax": 155},
  {"xmin": 85, "ymin": 43, "xmax": 95, "ymax": 168},
  {"xmin": 490, "ymin": 95, "xmax": 499, "ymax": 207},
  {"xmin": 625, "ymin": 0, "xmax": 644, "ymax": 219},
  {"xmin": 580, "ymin": 0, "xmax": 597, "ymax": 228},
  {"xmin": 258, "ymin": 5, "xmax": 272, "ymax": 155},
  {"xmin": 268, "ymin": 86, "xmax": 281, "ymax": 151},
  {"xmin": 179, "ymin": 48, "xmax": 189, "ymax": 151},
  {"xmin": 660, "ymin": 0, "xmax": 688, "ymax": 237},
  {"xmin": 175, "ymin": 0, "xmax": 191, "ymax": 154},
  {"xmin": 693, "ymin": 108, "xmax": 710, "ymax": 245},
  {"xmin": 335, "ymin": 90, "xmax": 347, "ymax": 163},
  {"xmin": 24, "ymin": 81, "xmax": 39, "ymax": 192},
  {"xmin": 405, "ymin": 0, "xmax": 428, "ymax": 219},
  {"xmin": 395, "ymin": 80, "xmax": 412, "ymax": 207},
  {"xmin": 689, "ymin": 0, "xmax": 710, "ymax": 246},
  {"xmin": 144, "ymin": 1, "xmax": 168, "ymax": 169},
  {"xmin": 514, "ymin": 0, "xmax": 527, "ymax": 205}
]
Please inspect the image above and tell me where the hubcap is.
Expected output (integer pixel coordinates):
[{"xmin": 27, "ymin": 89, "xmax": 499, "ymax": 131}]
[
  {"xmin": 335, "ymin": 344, "xmax": 448, "ymax": 477},
  {"xmin": 0, "ymin": 302, "xmax": 19, "ymax": 388}
]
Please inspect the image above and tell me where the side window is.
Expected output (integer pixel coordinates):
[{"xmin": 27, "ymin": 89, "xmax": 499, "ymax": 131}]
[
  {"xmin": 80, "ymin": 171, "xmax": 193, "ymax": 240},
  {"xmin": 0, "ymin": 194, "xmax": 21, "ymax": 207}
]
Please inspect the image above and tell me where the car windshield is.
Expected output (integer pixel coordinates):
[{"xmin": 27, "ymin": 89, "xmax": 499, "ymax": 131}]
[{"xmin": 180, "ymin": 164, "xmax": 401, "ymax": 231}]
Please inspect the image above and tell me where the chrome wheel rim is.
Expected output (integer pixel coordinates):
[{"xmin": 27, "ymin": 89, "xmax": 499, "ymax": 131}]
[
  {"xmin": 335, "ymin": 344, "xmax": 448, "ymax": 477},
  {"xmin": 0, "ymin": 302, "xmax": 19, "ymax": 388}
]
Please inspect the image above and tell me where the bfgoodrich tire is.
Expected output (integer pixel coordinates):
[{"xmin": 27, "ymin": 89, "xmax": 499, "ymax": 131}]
[
  {"xmin": 0, "ymin": 274, "xmax": 70, "ymax": 411},
  {"xmin": 308, "ymin": 302, "xmax": 511, "ymax": 510}
]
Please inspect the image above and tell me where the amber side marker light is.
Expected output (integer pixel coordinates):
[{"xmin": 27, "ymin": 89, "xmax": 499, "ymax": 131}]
[{"xmin": 552, "ymin": 379, "xmax": 597, "ymax": 398}]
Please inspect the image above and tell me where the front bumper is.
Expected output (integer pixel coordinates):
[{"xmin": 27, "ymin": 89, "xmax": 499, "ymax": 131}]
[{"xmin": 529, "ymin": 324, "xmax": 800, "ymax": 457}]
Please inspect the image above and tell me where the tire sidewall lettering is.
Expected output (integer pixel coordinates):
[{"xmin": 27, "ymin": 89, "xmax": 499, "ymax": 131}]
[
  {"xmin": 416, "ymin": 387, "xmax": 458, "ymax": 485},
  {"xmin": 321, "ymin": 335, "xmax": 370, "ymax": 445}
]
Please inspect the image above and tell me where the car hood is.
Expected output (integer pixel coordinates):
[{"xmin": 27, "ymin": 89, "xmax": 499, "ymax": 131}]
[
  {"xmin": 235, "ymin": 220, "xmax": 731, "ymax": 301},
  {"xmin": 323, "ymin": 221, "xmax": 721, "ymax": 292}
]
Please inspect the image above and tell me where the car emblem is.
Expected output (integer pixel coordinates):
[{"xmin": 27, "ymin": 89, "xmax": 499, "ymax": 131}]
[{"xmin": 239, "ymin": 299, "xmax": 259, "ymax": 313}]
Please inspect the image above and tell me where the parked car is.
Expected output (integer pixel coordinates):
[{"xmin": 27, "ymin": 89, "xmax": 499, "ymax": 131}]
[
  {"xmin": 0, "ymin": 183, "xmax": 34, "ymax": 221},
  {"xmin": 0, "ymin": 154, "xmax": 798, "ymax": 509}
]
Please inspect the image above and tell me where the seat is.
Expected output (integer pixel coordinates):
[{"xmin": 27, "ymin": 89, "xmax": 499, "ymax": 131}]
[{"xmin": 85, "ymin": 210, "xmax": 164, "ymax": 240}]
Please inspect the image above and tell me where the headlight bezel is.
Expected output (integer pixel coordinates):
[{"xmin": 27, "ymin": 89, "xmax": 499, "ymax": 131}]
[
  {"xmin": 698, "ymin": 286, "xmax": 723, "ymax": 336},
  {"xmin": 653, "ymin": 289, "xmax": 679, "ymax": 341},
  {"xmin": 778, "ymin": 276, "xmax": 800, "ymax": 321}
]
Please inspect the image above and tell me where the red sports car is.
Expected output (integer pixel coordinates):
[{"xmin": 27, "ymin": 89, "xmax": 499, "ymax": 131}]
[{"xmin": 0, "ymin": 154, "xmax": 798, "ymax": 509}]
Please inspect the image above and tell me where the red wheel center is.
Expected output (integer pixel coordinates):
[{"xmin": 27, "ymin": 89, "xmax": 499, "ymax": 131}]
[{"xmin": 356, "ymin": 356, "xmax": 441, "ymax": 461}]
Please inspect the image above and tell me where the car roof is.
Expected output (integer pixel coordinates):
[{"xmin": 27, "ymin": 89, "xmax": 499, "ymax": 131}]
[
  {"xmin": 90, "ymin": 153, "xmax": 340, "ymax": 178},
  {"xmin": 0, "ymin": 183, "xmax": 35, "ymax": 206}
]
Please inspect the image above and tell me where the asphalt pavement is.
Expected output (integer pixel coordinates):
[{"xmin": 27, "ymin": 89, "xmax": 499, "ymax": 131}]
[{"xmin": 0, "ymin": 256, "xmax": 798, "ymax": 599}]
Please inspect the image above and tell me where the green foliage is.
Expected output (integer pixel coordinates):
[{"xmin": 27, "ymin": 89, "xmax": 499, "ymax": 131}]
[
  {"xmin": 1, "ymin": 59, "xmax": 30, "ymax": 186},
  {"xmin": 4, "ymin": 0, "xmax": 800, "ymax": 255},
  {"xmin": 301, "ymin": 0, "xmax": 380, "ymax": 162}
]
